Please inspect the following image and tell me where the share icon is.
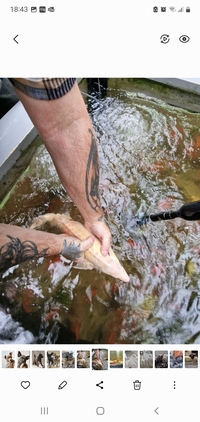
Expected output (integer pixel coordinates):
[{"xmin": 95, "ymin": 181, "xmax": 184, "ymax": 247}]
[{"xmin": 96, "ymin": 381, "xmax": 104, "ymax": 389}]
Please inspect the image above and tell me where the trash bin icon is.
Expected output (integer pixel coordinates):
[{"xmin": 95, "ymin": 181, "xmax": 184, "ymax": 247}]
[{"xmin": 133, "ymin": 380, "xmax": 141, "ymax": 390}]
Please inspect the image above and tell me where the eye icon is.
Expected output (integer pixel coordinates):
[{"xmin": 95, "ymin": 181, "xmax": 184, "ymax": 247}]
[{"xmin": 179, "ymin": 35, "xmax": 190, "ymax": 43}]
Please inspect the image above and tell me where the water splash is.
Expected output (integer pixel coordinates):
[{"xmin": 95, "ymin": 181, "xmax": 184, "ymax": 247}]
[{"xmin": 1, "ymin": 83, "xmax": 200, "ymax": 343}]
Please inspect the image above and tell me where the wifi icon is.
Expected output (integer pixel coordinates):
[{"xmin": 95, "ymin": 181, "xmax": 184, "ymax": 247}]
[{"xmin": 169, "ymin": 6, "xmax": 176, "ymax": 12}]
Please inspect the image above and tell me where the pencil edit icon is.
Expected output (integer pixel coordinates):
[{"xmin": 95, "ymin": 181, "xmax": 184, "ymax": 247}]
[{"xmin": 58, "ymin": 380, "xmax": 67, "ymax": 390}]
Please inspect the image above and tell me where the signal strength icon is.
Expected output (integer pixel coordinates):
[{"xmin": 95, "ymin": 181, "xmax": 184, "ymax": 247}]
[
  {"xmin": 178, "ymin": 7, "xmax": 184, "ymax": 12},
  {"xmin": 169, "ymin": 6, "xmax": 176, "ymax": 12}
]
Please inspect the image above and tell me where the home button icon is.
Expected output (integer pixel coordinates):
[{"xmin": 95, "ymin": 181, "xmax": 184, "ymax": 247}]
[{"xmin": 96, "ymin": 407, "xmax": 105, "ymax": 415}]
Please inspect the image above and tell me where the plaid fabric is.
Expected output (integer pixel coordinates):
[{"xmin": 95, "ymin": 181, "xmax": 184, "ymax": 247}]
[{"xmin": 9, "ymin": 78, "xmax": 76, "ymax": 100}]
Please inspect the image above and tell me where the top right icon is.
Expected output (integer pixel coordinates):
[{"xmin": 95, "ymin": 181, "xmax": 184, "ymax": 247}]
[{"xmin": 153, "ymin": 6, "xmax": 191, "ymax": 13}]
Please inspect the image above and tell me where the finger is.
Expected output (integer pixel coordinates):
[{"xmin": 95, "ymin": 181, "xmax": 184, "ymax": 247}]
[
  {"xmin": 101, "ymin": 233, "xmax": 112, "ymax": 256},
  {"xmin": 81, "ymin": 235, "xmax": 95, "ymax": 252}
]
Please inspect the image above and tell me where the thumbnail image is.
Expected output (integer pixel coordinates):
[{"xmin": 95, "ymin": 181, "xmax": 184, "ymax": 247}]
[
  {"xmin": 17, "ymin": 351, "xmax": 30, "ymax": 368},
  {"xmin": 125, "ymin": 351, "xmax": 138, "ymax": 368},
  {"xmin": 155, "ymin": 351, "xmax": 168, "ymax": 368},
  {"xmin": 2, "ymin": 351, "xmax": 15, "ymax": 368},
  {"xmin": 140, "ymin": 351, "xmax": 153, "ymax": 368},
  {"xmin": 32, "ymin": 351, "xmax": 45, "ymax": 368},
  {"xmin": 92, "ymin": 349, "xmax": 108, "ymax": 370},
  {"xmin": 185, "ymin": 351, "xmax": 198, "ymax": 368},
  {"xmin": 77, "ymin": 351, "xmax": 90, "ymax": 368},
  {"xmin": 110, "ymin": 351, "xmax": 123, "ymax": 368},
  {"xmin": 47, "ymin": 351, "xmax": 60, "ymax": 368},
  {"xmin": 62, "ymin": 351, "xmax": 75, "ymax": 368},
  {"xmin": 170, "ymin": 350, "xmax": 183, "ymax": 368}
]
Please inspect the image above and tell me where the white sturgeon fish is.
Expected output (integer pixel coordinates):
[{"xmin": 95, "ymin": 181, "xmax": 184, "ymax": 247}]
[{"xmin": 30, "ymin": 213, "xmax": 129, "ymax": 283}]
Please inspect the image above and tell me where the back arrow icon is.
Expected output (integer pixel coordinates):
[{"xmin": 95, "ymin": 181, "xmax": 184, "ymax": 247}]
[
  {"xmin": 13, "ymin": 35, "xmax": 19, "ymax": 44},
  {"xmin": 154, "ymin": 407, "xmax": 159, "ymax": 415}
]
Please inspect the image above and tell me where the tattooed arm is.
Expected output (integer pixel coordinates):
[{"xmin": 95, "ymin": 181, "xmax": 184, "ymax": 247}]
[
  {"xmin": 13, "ymin": 81, "xmax": 111, "ymax": 256},
  {"xmin": 0, "ymin": 224, "xmax": 94, "ymax": 272}
]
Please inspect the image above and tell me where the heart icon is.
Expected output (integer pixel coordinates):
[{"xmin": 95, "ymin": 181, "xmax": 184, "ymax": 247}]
[{"xmin": 21, "ymin": 381, "xmax": 30, "ymax": 389}]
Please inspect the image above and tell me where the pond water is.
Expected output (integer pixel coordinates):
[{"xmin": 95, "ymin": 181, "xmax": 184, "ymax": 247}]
[{"xmin": 1, "ymin": 80, "xmax": 200, "ymax": 344}]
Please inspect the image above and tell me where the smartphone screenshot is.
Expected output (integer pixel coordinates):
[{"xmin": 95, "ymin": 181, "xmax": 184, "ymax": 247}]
[{"xmin": 0, "ymin": 2, "xmax": 200, "ymax": 420}]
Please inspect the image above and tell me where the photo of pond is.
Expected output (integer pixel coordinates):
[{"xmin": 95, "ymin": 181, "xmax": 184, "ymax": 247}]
[{"xmin": 1, "ymin": 79, "xmax": 200, "ymax": 344}]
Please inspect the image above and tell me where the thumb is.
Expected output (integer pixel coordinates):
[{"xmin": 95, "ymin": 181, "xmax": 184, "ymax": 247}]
[{"xmin": 82, "ymin": 235, "xmax": 95, "ymax": 252}]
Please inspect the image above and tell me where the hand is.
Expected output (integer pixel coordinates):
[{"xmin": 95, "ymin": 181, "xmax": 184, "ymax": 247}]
[
  {"xmin": 84, "ymin": 220, "xmax": 112, "ymax": 256},
  {"xmin": 58, "ymin": 234, "xmax": 95, "ymax": 263}
]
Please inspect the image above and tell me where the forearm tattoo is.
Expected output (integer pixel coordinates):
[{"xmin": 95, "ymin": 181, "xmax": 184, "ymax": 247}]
[
  {"xmin": 61, "ymin": 239, "xmax": 82, "ymax": 261},
  {"xmin": 98, "ymin": 214, "xmax": 104, "ymax": 222},
  {"xmin": 85, "ymin": 128, "xmax": 101, "ymax": 212},
  {"xmin": 0, "ymin": 235, "xmax": 49, "ymax": 271}
]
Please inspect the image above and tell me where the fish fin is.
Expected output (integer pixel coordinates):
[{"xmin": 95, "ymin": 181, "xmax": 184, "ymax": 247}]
[
  {"xmin": 63, "ymin": 212, "xmax": 71, "ymax": 219},
  {"xmin": 73, "ymin": 260, "xmax": 94, "ymax": 270},
  {"xmin": 30, "ymin": 213, "xmax": 57, "ymax": 229}
]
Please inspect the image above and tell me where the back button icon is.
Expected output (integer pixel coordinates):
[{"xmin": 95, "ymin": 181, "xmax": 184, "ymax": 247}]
[{"xmin": 13, "ymin": 34, "xmax": 19, "ymax": 44}]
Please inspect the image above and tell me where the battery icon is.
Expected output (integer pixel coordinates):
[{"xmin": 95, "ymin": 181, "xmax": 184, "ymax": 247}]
[
  {"xmin": 186, "ymin": 6, "xmax": 190, "ymax": 12},
  {"xmin": 48, "ymin": 7, "xmax": 55, "ymax": 12},
  {"xmin": 39, "ymin": 6, "xmax": 46, "ymax": 12}
]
